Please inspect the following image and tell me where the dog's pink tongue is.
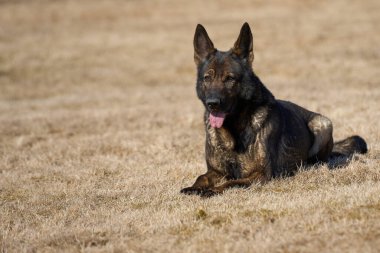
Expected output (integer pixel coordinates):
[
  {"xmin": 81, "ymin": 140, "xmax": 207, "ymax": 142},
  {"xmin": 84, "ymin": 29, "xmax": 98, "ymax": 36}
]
[{"xmin": 209, "ymin": 112, "xmax": 226, "ymax": 128}]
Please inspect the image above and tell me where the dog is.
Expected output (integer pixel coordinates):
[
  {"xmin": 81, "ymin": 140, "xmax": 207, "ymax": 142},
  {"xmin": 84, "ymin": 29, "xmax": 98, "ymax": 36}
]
[{"xmin": 180, "ymin": 22, "xmax": 367, "ymax": 197}]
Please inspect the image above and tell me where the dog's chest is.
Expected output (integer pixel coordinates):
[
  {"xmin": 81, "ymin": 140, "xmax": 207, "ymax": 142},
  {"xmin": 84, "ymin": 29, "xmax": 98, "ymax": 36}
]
[
  {"xmin": 208, "ymin": 125, "xmax": 253, "ymax": 151},
  {"xmin": 206, "ymin": 125, "xmax": 262, "ymax": 178}
]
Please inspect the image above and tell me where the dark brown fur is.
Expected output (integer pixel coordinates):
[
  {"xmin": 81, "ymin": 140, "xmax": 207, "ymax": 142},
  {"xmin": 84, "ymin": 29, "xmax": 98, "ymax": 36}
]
[{"xmin": 180, "ymin": 23, "xmax": 367, "ymax": 197}]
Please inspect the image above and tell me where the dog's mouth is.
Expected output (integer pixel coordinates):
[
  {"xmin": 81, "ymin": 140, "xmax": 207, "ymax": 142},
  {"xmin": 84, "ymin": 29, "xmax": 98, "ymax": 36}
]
[{"xmin": 209, "ymin": 112, "xmax": 226, "ymax": 128}]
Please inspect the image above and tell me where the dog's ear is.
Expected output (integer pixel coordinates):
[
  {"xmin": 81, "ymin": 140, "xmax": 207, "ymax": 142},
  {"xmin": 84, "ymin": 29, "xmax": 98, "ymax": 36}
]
[
  {"xmin": 232, "ymin": 22, "xmax": 254, "ymax": 64},
  {"xmin": 194, "ymin": 24, "xmax": 215, "ymax": 65}
]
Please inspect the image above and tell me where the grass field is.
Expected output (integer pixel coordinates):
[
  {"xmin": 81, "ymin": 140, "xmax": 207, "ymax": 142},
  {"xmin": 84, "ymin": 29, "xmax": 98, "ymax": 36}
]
[{"xmin": 1, "ymin": 0, "xmax": 380, "ymax": 252}]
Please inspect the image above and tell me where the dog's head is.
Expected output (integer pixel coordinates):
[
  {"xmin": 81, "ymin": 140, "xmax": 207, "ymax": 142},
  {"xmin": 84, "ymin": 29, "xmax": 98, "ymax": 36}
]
[{"xmin": 194, "ymin": 23, "xmax": 256, "ymax": 128}]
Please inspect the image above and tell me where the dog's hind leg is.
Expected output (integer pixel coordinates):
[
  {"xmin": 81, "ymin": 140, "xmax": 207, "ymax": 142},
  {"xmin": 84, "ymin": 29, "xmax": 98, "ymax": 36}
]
[{"xmin": 307, "ymin": 114, "xmax": 334, "ymax": 162}]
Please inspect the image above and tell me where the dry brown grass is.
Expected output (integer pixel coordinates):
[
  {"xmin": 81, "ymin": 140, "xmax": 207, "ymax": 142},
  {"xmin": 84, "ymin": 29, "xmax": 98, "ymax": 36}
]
[{"xmin": 1, "ymin": 0, "xmax": 380, "ymax": 252}]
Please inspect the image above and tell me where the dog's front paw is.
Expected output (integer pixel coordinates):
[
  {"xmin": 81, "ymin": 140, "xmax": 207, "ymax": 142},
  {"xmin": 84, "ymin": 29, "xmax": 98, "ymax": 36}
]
[
  {"xmin": 180, "ymin": 187, "xmax": 204, "ymax": 195},
  {"xmin": 200, "ymin": 188, "xmax": 221, "ymax": 198}
]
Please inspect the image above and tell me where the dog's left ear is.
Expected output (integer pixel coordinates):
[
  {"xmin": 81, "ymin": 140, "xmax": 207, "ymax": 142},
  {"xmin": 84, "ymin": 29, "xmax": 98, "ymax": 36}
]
[
  {"xmin": 232, "ymin": 22, "xmax": 254, "ymax": 64},
  {"xmin": 194, "ymin": 24, "xmax": 215, "ymax": 65}
]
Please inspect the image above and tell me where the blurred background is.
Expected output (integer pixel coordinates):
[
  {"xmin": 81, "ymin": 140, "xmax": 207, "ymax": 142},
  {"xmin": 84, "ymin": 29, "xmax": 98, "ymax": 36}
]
[{"xmin": 1, "ymin": 0, "xmax": 379, "ymax": 97}]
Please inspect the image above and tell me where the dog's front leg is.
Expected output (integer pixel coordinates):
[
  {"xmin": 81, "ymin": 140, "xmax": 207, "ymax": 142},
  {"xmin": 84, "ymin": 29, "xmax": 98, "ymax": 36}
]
[
  {"xmin": 180, "ymin": 170, "xmax": 223, "ymax": 195},
  {"xmin": 200, "ymin": 170, "xmax": 269, "ymax": 197}
]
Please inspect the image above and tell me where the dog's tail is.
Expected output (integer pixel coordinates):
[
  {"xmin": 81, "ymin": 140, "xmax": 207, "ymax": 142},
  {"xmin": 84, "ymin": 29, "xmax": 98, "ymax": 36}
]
[{"xmin": 331, "ymin": 135, "xmax": 368, "ymax": 158}]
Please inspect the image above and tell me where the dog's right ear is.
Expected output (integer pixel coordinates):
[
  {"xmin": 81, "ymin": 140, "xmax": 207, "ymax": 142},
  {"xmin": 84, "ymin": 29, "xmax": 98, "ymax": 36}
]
[{"xmin": 194, "ymin": 24, "xmax": 215, "ymax": 65}]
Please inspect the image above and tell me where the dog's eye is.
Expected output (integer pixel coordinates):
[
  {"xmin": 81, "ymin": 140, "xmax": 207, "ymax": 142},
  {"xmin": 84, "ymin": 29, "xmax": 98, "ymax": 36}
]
[
  {"xmin": 224, "ymin": 75, "xmax": 236, "ymax": 88},
  {"xmin": 225, "ymin": 76, "xmax": 235, "ymax": 83},
  {"xmin": 203, "ymin": 74, "xmax": 212, "ymax": 83}
]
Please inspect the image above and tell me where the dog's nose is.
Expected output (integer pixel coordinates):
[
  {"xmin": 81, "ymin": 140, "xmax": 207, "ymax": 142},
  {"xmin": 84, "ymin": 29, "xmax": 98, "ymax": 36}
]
[{"xmin": 206, "ymin": 98, "xmax": 221, "ymax": 110}]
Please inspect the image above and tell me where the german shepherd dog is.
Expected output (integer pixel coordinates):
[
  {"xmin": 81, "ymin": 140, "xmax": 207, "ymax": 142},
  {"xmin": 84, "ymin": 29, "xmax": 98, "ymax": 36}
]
[{"xmin": 180, "ymin": 23, "xmax": 367, "ymax": 197}]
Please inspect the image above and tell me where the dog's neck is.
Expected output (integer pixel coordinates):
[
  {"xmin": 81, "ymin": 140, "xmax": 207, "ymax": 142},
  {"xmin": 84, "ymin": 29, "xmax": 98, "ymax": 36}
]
[
  {"xmin": 219, "ymin": 74, "xmax": 275, "ymax": 153},
  {"xmin": 227, "ymin": 73, "xmax": 274, "ymax": 126}
]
